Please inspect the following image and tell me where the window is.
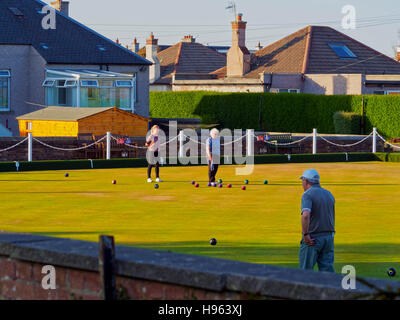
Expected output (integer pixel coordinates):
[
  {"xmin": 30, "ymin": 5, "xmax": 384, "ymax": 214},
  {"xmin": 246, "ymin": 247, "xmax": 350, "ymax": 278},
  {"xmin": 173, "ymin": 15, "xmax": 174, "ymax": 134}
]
[
  {"xmin": 328, "ymin": 44, "xmax": 357, "ymax": 58},
  {"xmin": 65, "ymin": 80, "xmax": 77, "ymax": 87},
  {"xmin": 8, "ymin": 7, "xmax": 24, "ymax": 17},
  {"xmin": 40, "ymin": 43, "xmax": 49, "ymax": 50},
  {"xmin": 58, "ymin": 88, "xmax": 67, "ymax": 105},
  {"xmin": 115, "ymin": 80, "xmax": 133, "ymax": 87},
  {"xmin": 81, "ymin": 80, "xmax": 99, "ymax": 87},
  {"xmin": 43, "ymin": 80, "xmax": 55, "ymax": 87},
  {"xmin": 0, "ymin": 70, "xmax": 10, "ymax": 111},
  {"xmin": 278, "ymin": 89, "xmax": 299, "ymax": 93},
  {"xmin": 373, "ymin": 90, "xmax": 385, "ymax": 95},
  {"xmin": 26, "ymin": 122, "xmax": 32, "ymax": 131}
]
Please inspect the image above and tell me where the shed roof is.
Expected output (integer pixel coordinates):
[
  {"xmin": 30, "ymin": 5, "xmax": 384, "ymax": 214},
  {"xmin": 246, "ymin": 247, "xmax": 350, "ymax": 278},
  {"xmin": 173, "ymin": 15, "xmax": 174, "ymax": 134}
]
[{"xmin": 17, "ymin": 107, "xmax": 114, "ymax": 121}]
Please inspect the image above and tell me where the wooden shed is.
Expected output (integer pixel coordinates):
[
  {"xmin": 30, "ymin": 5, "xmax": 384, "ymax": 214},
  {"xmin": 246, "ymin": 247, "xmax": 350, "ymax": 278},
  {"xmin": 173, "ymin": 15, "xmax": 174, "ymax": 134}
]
[{"xmin": 17, "ymin": 106, "xmax": 150, "ymax": 137}]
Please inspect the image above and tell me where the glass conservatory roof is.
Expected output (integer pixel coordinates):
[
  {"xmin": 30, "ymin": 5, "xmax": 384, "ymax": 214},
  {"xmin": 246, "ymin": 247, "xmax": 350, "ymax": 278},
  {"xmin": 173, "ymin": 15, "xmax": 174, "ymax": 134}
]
[{"xmin": 45, "ymin": 69, "xmax": 133, "ymax": 79}]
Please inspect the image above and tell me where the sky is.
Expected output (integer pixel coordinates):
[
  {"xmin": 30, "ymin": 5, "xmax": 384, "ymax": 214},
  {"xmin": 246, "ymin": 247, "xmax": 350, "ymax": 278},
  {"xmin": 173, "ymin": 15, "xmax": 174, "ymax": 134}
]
[{"xmin": 42, "ymin": 0, "xmax": 400, "ymax": 57}]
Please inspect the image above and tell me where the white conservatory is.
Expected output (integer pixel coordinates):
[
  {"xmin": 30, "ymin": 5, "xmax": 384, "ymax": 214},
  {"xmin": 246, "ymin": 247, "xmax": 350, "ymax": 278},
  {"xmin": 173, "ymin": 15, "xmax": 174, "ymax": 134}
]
[{"xmin": 43, "ymin": 69, "xmax": 136, "ymax": 111}]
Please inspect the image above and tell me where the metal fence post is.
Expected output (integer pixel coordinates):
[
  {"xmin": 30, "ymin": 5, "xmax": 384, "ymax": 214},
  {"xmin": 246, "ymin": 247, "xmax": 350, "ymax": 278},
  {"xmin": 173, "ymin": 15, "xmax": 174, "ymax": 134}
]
[
  {"xmin": 28, "ymin": 133, "xmax": 32, "ymax": 162},
  {"xmin": 372, "ymin": 127, "xmax": 377, "ymax": 153},
  {"xmin": 179, "ymin": 130, "xmax": 185, "ymax": 158},
  {"xmin": 312, "ymin": 128, "xmax": 317, "ymax": 154},
  {"xmin": 106, "ymin": 132, "xmax": 111, "ymax": 160},
  {"xmin": 246, "ymin": 129, "xmax": 254, "ymax": 157}
]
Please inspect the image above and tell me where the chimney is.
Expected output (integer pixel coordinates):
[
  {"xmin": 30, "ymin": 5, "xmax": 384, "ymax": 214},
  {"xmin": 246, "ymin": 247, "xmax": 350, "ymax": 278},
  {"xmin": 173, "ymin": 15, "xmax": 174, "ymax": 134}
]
[
  {"xmin": 182, "ymin": 35, "xmax": 195, "ymax": 43},
  {"xmin": 116, "ymin": 38, "xmax": 120, "ymax": 45},
  {"xmin": 50, "ymin": 0, "xmax": 69, "ymax": 16},
  {"xmin": 227, "ymin": 13, "xmax": 250, "ymax": 77},
  {"xmin": 397, "ymin": 46, "xmax": 400, "ymax": 62},
  {"xmin": 132, "ymin": 38, "xmax": 140, "ymax": 53},
  {"xmin": 146, "ymin": 32, "xmax": 160, "ymax": 83}
]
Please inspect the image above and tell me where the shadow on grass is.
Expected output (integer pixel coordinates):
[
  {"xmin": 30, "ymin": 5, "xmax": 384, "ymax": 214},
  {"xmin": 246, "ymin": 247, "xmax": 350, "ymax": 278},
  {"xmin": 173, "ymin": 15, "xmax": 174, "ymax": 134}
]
[{"xmin": 118, "ymin": 241, "xmax": 400, "ymax": 279}]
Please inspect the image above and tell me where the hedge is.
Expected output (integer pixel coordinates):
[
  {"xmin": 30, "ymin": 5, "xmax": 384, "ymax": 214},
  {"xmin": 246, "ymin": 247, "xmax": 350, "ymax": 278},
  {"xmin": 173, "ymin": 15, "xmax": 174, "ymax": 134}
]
[
  {"xmin": 149, "ymin": 92, "xmax": 400, "ymax": 138},
  {"xmin": 333, "ymin": 111, "xmax": 361, "ymax": 134},
  {"xmin": 0, "ymin": 153, "xmax": 388, "ymax": 173}
]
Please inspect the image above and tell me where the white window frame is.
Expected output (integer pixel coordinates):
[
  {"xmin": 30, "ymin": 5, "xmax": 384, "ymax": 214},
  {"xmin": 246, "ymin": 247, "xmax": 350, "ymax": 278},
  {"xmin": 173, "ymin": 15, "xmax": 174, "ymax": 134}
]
[
  {"xmin": 80, "ymin": 80, "xmax": 99, "ymax": 87},
  {"xmin": 114, "ymin": 80, "xmax": 133, "ymax": 88},
  {"xmin": 278, "ymin": 88, "xmax": 300, "ymax": 93},
  {"xmin": 0, "ymin": 70, "xmax": 11, "ymax": 111},
  {"xmin": 43, "ymin": 79, "xmax": 55, "ymax": 87}
]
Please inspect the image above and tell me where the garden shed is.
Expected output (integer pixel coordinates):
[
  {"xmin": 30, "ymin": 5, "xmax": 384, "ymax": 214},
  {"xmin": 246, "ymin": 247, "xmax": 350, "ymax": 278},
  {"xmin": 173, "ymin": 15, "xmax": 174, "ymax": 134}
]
[{"xmin": 17, "ymin": 106, "xmax": 149, "ymax": 137}]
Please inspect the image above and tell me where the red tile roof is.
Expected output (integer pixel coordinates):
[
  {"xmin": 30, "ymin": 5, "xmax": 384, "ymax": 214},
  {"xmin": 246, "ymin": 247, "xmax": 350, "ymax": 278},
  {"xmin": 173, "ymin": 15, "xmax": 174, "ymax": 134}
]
[
  {"xmin": 155, "ymin": 41, "xmax": 226, "ymax": 84},
  {"xmin": 245, "ymin": 26, "xmax": 400, "ymax": 78}
]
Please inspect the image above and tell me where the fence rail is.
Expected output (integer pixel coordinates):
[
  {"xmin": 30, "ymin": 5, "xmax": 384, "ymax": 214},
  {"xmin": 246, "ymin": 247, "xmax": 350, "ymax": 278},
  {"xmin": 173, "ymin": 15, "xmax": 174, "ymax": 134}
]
[{"xmin": 0, "ymin": 128, "xmax": 395, "ymax": 162}]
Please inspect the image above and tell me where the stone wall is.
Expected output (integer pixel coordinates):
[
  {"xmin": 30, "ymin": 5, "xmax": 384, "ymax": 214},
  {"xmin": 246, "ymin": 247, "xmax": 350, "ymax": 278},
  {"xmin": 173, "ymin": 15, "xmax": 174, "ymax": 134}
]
[
  {"xmin": 0, "ymin": 233, "xmax": 399, "ymax": 300},
  {"xmin": 0, "ymin": 233, "xmax": 400, "ymax": 300}
]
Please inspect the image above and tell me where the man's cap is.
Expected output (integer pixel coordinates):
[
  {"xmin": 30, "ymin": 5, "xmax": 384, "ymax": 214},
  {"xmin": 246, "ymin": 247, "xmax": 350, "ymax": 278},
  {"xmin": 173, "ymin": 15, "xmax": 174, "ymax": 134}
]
[{"xmin": 299, "ymin": 169, "xmax": 320, "ymax": 183}]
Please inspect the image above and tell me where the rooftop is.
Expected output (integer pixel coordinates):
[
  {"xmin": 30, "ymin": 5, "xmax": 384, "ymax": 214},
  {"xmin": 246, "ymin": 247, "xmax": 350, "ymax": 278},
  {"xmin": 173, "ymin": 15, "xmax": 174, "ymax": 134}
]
[
  {"xmin": 0, "ymin": 0, "xmax": 151, "ymax": 65},
  {"xmin": 16, "ymin": 106, "xmax": 114, "ymax": 121}
]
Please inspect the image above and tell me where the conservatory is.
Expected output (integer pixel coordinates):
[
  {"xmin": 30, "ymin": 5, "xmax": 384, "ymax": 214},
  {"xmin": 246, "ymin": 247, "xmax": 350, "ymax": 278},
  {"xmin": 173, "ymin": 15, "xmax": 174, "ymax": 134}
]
[{"xmin": 43, "ymin": 69, "xmax": 136, "ymax": 111}]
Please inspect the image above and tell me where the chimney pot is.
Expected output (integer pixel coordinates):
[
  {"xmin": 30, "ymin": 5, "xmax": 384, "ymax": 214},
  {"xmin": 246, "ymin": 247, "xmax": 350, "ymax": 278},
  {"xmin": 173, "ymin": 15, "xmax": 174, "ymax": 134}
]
[
  {"xmin": 50, "ymin": 0, "xmax": 69, "ymax": 16},
  {"xmin": 132, "ymin": 38, "xmax": 140, "ymax": 53},
  {"xmin": 182, "ymin": 35, "xmax": 195, "ymax": 43}
]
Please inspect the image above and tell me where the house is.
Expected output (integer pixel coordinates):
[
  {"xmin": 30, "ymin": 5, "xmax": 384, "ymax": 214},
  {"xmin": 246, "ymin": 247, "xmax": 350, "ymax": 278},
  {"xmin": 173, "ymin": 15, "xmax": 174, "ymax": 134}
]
[
  {"xmin": 0, "ymin": 0, "xmax": 151, "ymax": 136},
  {"xmin": 17, "ymin": 106, "xmax": 150, "ymax": 137},
  {"xmin": 145, "ymin": 13, "xmax": 400, "ymax": 95},
  {"xmin": 141, "ymin": 34, "xmax": 227, "ymax": 91}
]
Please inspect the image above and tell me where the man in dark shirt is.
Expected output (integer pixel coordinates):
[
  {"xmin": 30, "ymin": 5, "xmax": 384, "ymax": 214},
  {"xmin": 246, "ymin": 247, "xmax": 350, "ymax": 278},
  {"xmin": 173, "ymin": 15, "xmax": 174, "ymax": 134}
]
[{"xmin": 299, "ymin": 169, "xmax": 335, "ymax": 272}]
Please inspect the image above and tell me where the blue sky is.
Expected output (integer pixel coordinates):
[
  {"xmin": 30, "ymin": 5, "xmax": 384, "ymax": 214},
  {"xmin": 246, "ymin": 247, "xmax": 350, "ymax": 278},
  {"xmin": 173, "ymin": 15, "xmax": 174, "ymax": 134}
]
[{"xmin": 42, "ymin": 0, "xmax": 400, "ymax": 57}]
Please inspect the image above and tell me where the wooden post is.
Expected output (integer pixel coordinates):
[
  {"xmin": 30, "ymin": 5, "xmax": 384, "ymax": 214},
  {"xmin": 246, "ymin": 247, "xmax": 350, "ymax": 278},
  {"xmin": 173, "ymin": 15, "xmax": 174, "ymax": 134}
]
[{"xmin": 99, "ymin": 235, "xmax": 116, "ymax": 300}]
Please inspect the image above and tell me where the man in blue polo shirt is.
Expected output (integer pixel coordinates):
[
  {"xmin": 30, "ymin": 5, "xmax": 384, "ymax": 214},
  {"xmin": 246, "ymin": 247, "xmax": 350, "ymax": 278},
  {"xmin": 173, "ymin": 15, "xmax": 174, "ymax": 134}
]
[{"xmin": 299, "ymin": 169, "xmax": 336, "ymax": 272}]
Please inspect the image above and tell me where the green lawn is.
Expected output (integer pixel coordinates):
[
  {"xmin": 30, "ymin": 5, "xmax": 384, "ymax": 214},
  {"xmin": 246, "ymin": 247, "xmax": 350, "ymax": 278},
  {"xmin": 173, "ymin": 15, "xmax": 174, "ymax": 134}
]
[{"xmin": 1, "ymin": 162, "xmax": 399, "ymax": 280}]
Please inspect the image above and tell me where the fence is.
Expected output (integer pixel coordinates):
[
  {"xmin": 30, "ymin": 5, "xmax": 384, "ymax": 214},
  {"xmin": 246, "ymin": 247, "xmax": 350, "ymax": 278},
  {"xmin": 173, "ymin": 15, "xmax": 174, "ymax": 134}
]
[{"xmin": 0, "ymin": 129, "xmax": 397, "ymax": 162}]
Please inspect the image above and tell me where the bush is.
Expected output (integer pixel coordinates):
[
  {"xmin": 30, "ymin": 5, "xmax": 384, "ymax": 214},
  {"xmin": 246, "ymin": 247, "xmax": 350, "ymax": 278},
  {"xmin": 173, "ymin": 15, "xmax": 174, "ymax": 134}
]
[
  {"xmin": 333, "ymin": 111, "xmax": 361, "ymax": 134},
  {"xmin": 149, "ymin": 92, "xmax": 400, "ymax": 138}
]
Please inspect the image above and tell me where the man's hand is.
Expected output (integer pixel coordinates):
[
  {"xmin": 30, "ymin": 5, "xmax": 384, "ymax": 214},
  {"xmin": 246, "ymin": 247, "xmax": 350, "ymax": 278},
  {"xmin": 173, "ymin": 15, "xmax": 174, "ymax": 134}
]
[{"xmin": 304, "ymin": 234, "xmax": 315, "ymax": 246}]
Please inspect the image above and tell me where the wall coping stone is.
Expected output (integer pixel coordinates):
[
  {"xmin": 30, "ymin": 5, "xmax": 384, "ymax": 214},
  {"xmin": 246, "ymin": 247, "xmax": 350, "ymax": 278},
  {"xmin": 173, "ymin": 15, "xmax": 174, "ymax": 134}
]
[{"xmin": 0, "ymin": 232, "xmax": 399, "ymax": 299}]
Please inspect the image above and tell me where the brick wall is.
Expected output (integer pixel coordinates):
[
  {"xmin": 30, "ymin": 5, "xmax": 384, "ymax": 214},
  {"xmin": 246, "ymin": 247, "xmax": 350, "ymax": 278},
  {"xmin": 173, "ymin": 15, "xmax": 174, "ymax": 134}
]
[
  {"xmin": 0, "ymin": 256, "xmax": 249, "ymax": 300},
  {"xmin": 0, "ymin": 233, "xmax": 398, "ymax": 300}
]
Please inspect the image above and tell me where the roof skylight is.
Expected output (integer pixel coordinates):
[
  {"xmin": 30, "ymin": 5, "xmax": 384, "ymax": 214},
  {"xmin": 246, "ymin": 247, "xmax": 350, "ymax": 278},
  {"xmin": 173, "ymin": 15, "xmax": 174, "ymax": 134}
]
[{"xmin": 328, "ymin": 44, "xmax": 357, "ymax": 58}]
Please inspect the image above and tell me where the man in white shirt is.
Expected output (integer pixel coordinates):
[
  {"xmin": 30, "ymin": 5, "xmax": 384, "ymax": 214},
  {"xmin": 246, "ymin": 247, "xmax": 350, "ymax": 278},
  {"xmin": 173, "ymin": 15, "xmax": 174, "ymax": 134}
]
[{"xmin": 206, "ymin": 128, "xmax": 221, "ymax": 183}]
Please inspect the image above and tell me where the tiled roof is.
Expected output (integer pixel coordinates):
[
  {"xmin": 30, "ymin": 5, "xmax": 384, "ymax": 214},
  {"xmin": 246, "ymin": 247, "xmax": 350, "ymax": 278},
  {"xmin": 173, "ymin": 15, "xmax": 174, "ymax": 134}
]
[
  {"xmin": 155, "ymin": 41, "xmax": 226, "ymax": 84},
  {"xmin": 0, "ymin": 0, "xmax": 150, "ymax": 65},
  {"xmin": 246, "ymin": 26, "xmax": 400, "ymax": 78}
]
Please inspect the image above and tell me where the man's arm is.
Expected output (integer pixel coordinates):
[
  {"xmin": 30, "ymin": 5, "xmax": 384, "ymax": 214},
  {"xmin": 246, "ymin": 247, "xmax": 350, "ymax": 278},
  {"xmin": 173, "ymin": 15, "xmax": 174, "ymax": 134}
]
[
  {"xmin": 206, "ymin": 139, "xmax": 212, "ymax": 161},
  {"xmin": 301, "ymin": 210, "xmax": 315, "ymax": 246}
]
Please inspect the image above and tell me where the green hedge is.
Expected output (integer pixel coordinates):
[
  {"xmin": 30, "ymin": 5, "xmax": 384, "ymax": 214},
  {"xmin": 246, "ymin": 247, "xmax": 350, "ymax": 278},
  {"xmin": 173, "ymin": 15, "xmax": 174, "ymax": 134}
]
[
  {"xmin": 333, "ymin": 111, "xmax": 361, "ymax": 134},
  {"xmin": 149, "ymin": 92, "xmax": 400, "ymax": 138},
  {"xmin": 374, "ymin": 153, "xmax": 400, "ymax": 162}
]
